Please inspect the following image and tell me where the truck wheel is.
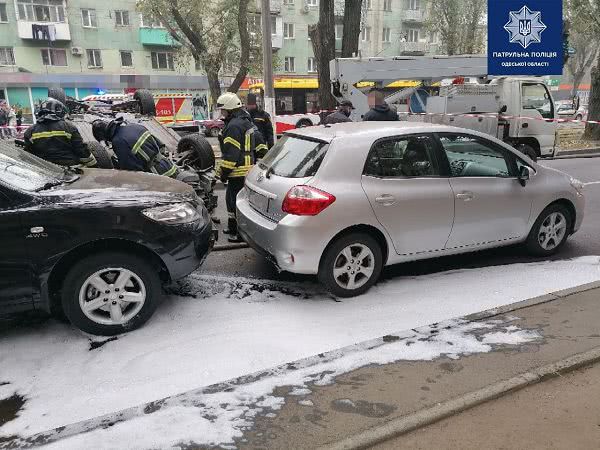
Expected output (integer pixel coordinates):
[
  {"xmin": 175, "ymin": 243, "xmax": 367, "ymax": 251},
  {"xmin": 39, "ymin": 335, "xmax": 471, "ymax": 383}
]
[
  {"xmin": 526, "ymin": 204, "xmax": 572, "ymax": 256},
  {"xmin": 87, "ymin": 141, "xmax": 114, "ymax": 169},
  {"xmin": 177, "ymin": 134, "xmax": 215, "ymax": 170},
  {"xmin": 134, "ymin": 89, "xmax": 156, "ymax": 116},
  {"xmin": 575, "ymin": 114, "xmax": 583, "ymax": 121},
  {"xmin": 296, "ymin": 118, "xmax": 313, "ymax": 128},
  {"xmin": 516, "ymin": 143, "xmax": 538, "ymax": 161},
  {"xmin": 61, "ymin": 252, "xmax": 160, "ymax": 336},
  {"xmin": 48, "ymin": 87, "xmax": 67, "ymax": 105},
  {"xmin": 318, "ymin": 233, "xmax": 383, "ymax": 298}
]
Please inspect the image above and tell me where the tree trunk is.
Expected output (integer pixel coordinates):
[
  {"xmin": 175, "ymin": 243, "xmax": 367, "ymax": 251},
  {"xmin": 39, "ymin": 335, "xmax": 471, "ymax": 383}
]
[
  {"xmin": 309, "ymin": 0, "xmax": 337, "ymax": 115},
  {"xmin": 464, "ymin": 0, "xmax": 484, "ymax": 54},
  {"xmin": 571, "ymin": 71, "xmax": 585, "ymax": 97},
  {"xmin": 584, "ymin": 60, "xmax": 600, "ymax": 140},
  {"xmin": 206, "ymin": 69, "xmax": 222, "ymax": 116},
  {"xmin": 341, "ymin": 0, "xmax": 362, "ymax": 58},
  {"xmin": 228, "ymin": 0, "xmax": 250, "ymax": 93}
]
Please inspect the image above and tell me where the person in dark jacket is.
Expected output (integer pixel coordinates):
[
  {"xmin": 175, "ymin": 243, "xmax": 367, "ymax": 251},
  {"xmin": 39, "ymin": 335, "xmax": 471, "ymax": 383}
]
[
  {"xmin": 246, "ymin": 93, "xmax": 274, "ymax": 150},
  {"xmin": 24, "ymin": 98, "xmax": 96, "ymax": 167},
  {"xmin": 92, "ymin": 117, "xmax": 178, "ymax": 178},
  {"xmin": 323, "ymin": 100, "xmax": 354, "ymax": 124},
  {"xmin": 216, "ymin": 92, "xmax": 266, "ymax": 242},
  {"xmin": 363, "ymin": 89, "xmax": 399, "ymax": 121}
]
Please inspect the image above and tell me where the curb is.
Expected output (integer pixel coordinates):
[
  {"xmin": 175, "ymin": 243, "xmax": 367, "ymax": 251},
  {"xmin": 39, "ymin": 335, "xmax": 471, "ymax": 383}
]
[
  {"xmin": 552, "ymin": 147, "xmax": 600, "ymax": 159},
  {"xmin": 212, "ymin": 242, "xmax": 249, "ymax": 251},
  {"xmin": 321, "ymin": 347, "xmax": 600, "ymax": 450}
]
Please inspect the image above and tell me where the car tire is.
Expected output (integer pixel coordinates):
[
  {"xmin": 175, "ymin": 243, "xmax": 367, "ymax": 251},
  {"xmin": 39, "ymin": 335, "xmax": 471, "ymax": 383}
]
[
  {"xmin": 61, "ymin": 252, "xmax": 160, "ymax": 336},
  {"xmin": 575, "ymin": 114, "xmax": 583, "ymax": 121},
  {"xmin": 48, "ymin": 87, "xmax": 67, "ymax": 106},
  {"xmin": 525, "ymin": 204, "xmax": 572, "ymax": 257},
  {"xmin": 318, "ymin": 233, "xmax": 383, "ymax": 297},
  {"xmin": 296, "ymin": 118, "xmax": 313, "ymax": 128},
  {"xmin": 177, "ymin": 134, "xmax": 216, "ymax": 170},
  {"xmin": 87, "ymin": 141, "xmax": 114, "ymax": 169},
  {"xmin": 209, "ymin": 127, "xmax": 220, "ymax": 137},
  {"xmin": 516, "ymin": 143, "xmax": 538, "ymax": 161},
  {"xmin": 134, "ymin": 89, "xmax": 156, "ymax": 116}
]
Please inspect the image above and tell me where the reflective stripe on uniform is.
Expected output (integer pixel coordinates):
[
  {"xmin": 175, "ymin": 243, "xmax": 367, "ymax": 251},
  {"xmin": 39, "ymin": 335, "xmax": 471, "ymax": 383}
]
[
  {"xmin": 80, "ymin": 154, "xmax": 97, "ymax": 167},
  {"xmin": 254, "ymin": 118, "xmax": 265, "ymax": 122},
  {"xmin": 230, "ymin": 165, "xmax": 252, "ymax": 177},
  {"xmin": 223, "ymin": 137, "xmax": 241, "ymax": 149},
  {"xmin": 256, "ymin": 144, "xmax": 268, "ymax": 152},
  {"xmin": 132, "ymin": 131, "xmax": 152, "ymax": 161},
  {"xmin": 30, "ymin": 131, "xmax": 72, "ymax": 141},
  {"xmin": 219, "ymin": 160, "xmax": 237, "ymax": 169},
  {"xmin": 162, "ymin": 165, "xmax": 178, "ymax": 177}
]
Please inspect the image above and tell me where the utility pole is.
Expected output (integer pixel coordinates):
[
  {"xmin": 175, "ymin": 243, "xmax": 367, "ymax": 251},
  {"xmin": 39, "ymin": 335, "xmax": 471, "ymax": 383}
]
[{"xmin": 261, "ymin": 0, "xmax": 276, "ymax": 142}]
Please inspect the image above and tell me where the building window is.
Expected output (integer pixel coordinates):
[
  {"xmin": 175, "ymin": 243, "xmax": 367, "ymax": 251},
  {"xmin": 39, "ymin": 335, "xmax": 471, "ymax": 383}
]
[
  {"xmin": 384, "ymin": 0, "xmax": 392, "ymax": 11},
  {"xmin": 271, "ymin": 15, "xmax": 276, "ymax": 35},
  {"xmin": 382, "ymin": 27, "xmax": 391, "ymax": 43},
  {"xmin": 41, "ymin": 48, "xmax": 67, "ymax": 66},
  {"xmin": 407, "ymin": 28, "xmax": 419, "ymax": 42},
  {"xmin": 361, "ymin": 26, "xmax": 371, "ymax": 42},
  {"xmin": 408, "ymin": 0, "xmax": 420, "ymax": 10},
  {"xmin": 0, "ymin": 3, "xmax": 8, "ymax": 22},
  {"xmin": 307, "ymin": 57, "xmax": 316, "ymax": 73},
  {"xmin": 86, "ymin": 49, "xmax": 102, "ymax": 68},
  {"xmin": 81, "ymin": 9, "xmax": 97, "ymax": 28},
  {"xmin": 0, "ymin": 47, "xmax": 15, "ymax": 66},
  {"xmin": 284, "ymin": 56, "xmax": 295, "ymax": 72},
  {"xmin": 283, "ymin": 0, "xmax": 294, "ymax": 4},
  {"xmin": 17, "ymin": 0, "xmax": 66, "ymax": 23},
  {"xmin": 283, "ymin": 22, "xmax": 294, "ymax": 39},
  {"xmin": 366, "ymin": 0, "xmax": 372, "ymax": 10},
  {"xmin": 115, "ymin": 10, "xmax": 130, "ymax": 26},
  {"xmin": 306, "ymin": 0, "xmax": 318, "ymax": 5},
  {"xmin": 335, "ymin": 24, "xmax": 343, "ymax": 39},
  {"xmin": 140, "ymin": 14, "xmax": 164, "ymax": 28},
  {"xmin": 120, "ymin": 50, "xmax": 133, "ymax": 67},
  {"xmin": 151, "ymin": 51, "xmax": 174, "ymax": 70}
]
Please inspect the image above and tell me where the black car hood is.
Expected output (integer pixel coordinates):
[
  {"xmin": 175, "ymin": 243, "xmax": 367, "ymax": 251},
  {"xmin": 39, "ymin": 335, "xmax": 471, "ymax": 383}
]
[{"xmin": 39, "ymin": 169, "xmax": 196, "ymax": 207}]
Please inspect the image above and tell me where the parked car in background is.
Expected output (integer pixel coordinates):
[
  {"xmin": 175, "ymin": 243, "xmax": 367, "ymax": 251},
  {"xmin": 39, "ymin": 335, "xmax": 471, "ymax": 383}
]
[
  {"xmin": 556, "ymin": 102, "xmax": 588, "ymax": 121},
  {"xmin": 0, "ymin": 143, "xmax": 215, "ymax": 335},
  {"xmin": 237, "ymin": 122, "xmax": 585, "ymax": 297},
  {"xmin": 198, "ymin": 119, "xmax": 225, "ymax": 137}
]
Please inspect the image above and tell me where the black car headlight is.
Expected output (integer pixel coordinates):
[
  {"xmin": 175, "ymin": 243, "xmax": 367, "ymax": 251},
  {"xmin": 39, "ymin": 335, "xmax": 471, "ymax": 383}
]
[{"xmin": 142, "ymin": 202, "xmax": 201, "ymax": 224}]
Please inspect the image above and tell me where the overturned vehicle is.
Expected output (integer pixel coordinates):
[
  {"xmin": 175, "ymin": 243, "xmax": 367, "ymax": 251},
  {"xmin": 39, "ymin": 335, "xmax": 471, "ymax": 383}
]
[{"xmin": 34, "ymin": 88, "xmax": 218, "ymax": 213}]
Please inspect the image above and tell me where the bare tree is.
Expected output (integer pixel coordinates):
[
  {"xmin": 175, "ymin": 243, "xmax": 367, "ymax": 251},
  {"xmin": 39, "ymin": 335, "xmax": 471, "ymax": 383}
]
[
  {"xmin": 426, "ymin": 0, "xmax": 486, "ymax": 55},
  {"xmin": 309, "ymin": 0, "xmax": 337, "ymax": 114},
  {"xmin": 139, "ymin": 0, "xmax": 256, "ymax": 107},
  {"xmin": 341, "ymin": 0, "xmax": 363, "ymax": 58},
  {"xmin": 566, "ymin": 32, "xmax": 599, "ymax": 96}
]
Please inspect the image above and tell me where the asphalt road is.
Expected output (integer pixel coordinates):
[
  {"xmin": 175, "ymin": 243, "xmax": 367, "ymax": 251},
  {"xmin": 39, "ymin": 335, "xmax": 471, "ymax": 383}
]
[{"xmin": 203, "ymin": 156, "xmax": 600, "ymax": 282}]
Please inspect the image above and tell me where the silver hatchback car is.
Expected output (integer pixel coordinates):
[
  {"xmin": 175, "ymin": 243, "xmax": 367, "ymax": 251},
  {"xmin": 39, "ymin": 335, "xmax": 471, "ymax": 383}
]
[{"xmin": 237, "ymin": 122, "xmax": 585, "ymax": 297}]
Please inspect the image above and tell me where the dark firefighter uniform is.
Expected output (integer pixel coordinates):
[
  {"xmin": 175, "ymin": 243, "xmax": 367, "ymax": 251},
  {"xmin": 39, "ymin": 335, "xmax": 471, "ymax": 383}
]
[
  {"xmin": 216, "ymin": 109, "xmax": 267, "ymax": 238},
  {"xmin": 93, "ymin": 119, "xmax": 178, "ymax": 178},
  {"xmin": 24, "ymin": 119, "xmax": 96, "ymax": 167},
  {"xmin": 248, "ymin": 108, "xmax": 275, "ymax": 150}
]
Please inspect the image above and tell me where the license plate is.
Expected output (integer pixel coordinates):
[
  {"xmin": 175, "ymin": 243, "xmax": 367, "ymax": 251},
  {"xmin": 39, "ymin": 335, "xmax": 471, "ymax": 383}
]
[{"xmin": 248, "ymin": 188, "xmax": 269, "ymax": 212}]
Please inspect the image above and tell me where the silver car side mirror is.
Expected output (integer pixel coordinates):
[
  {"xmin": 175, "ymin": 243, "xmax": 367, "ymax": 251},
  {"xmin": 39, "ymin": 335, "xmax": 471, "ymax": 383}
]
[{"xmin": 518, "ymin": 165, "xmax": 531, "ymax": 187}]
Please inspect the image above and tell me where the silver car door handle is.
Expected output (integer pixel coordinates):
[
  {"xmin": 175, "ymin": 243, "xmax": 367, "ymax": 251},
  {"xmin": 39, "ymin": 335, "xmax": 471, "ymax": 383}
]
[
  {"xmin": 456, "ymin": 192, "xmax": 474, "ymax": 201},
  {"xmin": 375, "ymin": 194, "xmax": 396, "ymax": 205}
]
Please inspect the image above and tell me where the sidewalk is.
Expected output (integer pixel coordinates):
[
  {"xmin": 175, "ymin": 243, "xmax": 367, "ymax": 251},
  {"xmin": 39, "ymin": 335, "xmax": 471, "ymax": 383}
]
[{"xmin": 375, "ymin": 362, "xmax": 600, "ymax": 450}]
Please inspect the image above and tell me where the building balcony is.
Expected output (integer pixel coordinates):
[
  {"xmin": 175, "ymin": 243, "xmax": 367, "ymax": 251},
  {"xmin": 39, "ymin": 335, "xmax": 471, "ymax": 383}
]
[
  {"xmin": 17, "ymin": 21, "xmax": 71, "ymax": 41},
  {"xmin": 398, "ymin": 41, "xmax": 429, "ymax": 54},
  {"xmin": 403, "ymin": 9, "xmax": 425, "ymax": 22},
  {"xmin": 272, "ymin": 33, "xmax": 284, "ymax": 49},
  {"xmin": 139, "ymin": 28, "xmax": 180, "ymax": 47}
]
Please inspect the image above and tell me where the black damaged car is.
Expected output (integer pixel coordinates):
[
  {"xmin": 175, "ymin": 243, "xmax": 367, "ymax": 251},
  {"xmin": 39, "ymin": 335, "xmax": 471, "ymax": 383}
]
[{"xmin": 0, "ymin": 143, "xmax": 215, "ymax": 335}]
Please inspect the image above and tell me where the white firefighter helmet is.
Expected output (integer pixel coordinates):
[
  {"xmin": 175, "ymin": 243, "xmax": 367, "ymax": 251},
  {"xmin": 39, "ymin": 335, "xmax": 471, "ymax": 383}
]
[{"xmin": 216, "ymin": 92, "xmax": 243, "ymax": 111}]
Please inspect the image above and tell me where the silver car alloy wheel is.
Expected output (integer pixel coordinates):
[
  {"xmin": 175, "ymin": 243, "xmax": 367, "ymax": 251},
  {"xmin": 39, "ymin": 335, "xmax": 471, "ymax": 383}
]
[
  {"xmin": 333, "ymin": 243, "xmax": 375, "ymax": 290},
  {"xmin": 538, "ymin": 212, "xmax": 567, "ymax": 251},
  {"xmin": 79, "ymin": 268, "xmax": 147, "ymax": 326}
]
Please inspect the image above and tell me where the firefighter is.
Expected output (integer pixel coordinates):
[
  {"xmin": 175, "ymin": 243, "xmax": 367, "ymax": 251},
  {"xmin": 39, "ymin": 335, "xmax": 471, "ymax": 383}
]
[
  {"xmin": 23, "ymin": 98, "xmax": 97, "ymax": 167},
  {"xmin": 92, "ymin": 117, "xmax": 179, "ymax": 178},
  {"xmin": 246, "ymin": 93, "xmax": 274, "ymax": 150},
  {"xmin": 216, "ymin": 92, "xmax": 264, "ymax": 243}
]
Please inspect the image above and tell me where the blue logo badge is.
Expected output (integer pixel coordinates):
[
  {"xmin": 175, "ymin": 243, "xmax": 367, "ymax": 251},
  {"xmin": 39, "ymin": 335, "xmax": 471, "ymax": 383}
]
[{"xmin": 504, "ymin": 6, "xmax": 547, "ymax": 49}]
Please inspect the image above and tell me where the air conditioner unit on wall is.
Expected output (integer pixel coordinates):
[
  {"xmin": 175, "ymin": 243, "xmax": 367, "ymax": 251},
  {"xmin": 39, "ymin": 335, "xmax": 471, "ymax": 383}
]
[
  {"xmin": 71, "ymin": 47, "xmax": 83, "ymax": 56},
  {"xmin": 301, "ymin": 4, "xmax": 309, "ymax": 13}
]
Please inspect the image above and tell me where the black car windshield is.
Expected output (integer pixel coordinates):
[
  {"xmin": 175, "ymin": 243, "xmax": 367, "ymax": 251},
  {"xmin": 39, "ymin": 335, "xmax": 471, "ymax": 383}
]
[
  {"xmin": 260, "ymin": 135, "xmax": 329, "ymax": 178},
  {"xmin": 0, "ymin": 142, "xmax": 72, "ymax": 192}
]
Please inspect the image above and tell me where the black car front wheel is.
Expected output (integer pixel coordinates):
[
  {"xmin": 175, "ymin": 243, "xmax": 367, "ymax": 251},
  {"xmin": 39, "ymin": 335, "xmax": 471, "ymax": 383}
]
[{"xmin": 61, "ymin": 252, "xmax": 160, "ymax": 335}]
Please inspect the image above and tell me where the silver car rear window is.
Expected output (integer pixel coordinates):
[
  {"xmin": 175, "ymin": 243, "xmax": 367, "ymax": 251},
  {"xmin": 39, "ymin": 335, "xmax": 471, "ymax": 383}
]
[{"xmin": 260, "ymin": 135, "xmax": 329, "ymax": 178}]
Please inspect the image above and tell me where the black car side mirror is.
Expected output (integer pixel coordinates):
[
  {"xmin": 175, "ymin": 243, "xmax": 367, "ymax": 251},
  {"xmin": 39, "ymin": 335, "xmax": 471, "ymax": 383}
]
[
  {"xmin": 500, "ymin": 105, "xmax": 508, "ymax": 113},
  {"xmin": 518, "ymin": 165, "xmax": 531, "ymax": 187}
]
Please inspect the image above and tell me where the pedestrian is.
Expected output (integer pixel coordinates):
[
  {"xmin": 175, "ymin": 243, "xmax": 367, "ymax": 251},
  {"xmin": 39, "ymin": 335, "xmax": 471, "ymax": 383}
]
[
  {"xmin": 216, "ymin": 92, "xmax": 263, "ymax": 243},
  {"xmin": 92, "ymin": 117, "xmax": 179, "ymax": 178},
  {"xmin": 246, "ymin": 93, "xmax": 274, "ymax": 150},
  {"xmin": 24, "ymin": 98, "xmax": 96, "ymax": 167},
  {"xmin": 363, "ymin": 89, "xmax": 399, "ymax": 121},
  {"xmin": 323, "ymin": 100, "xmax": 354, "ymax": 124}
]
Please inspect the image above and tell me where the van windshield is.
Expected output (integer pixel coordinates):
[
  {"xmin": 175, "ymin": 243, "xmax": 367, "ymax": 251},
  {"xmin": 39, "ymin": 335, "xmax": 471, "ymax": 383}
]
[{"xmin": 260, "ymin": 135, "xmax": 329, "ymax": 178}]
